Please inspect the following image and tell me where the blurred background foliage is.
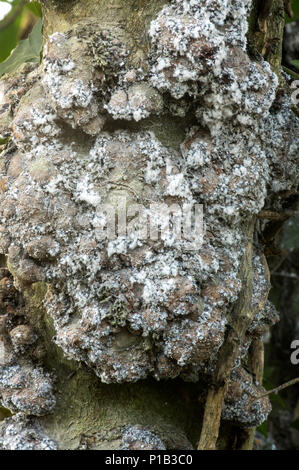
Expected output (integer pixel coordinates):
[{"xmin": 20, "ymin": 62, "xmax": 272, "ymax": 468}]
[
  {"xmin": 284, "ymin": 0, "xmax": 299, "ymax": 72},
  {"xmin": 0, "ymin": 0, "xmax": 41, "ymax": 64},
  {"xmin": 286, "ymin": 0, "xmax": 299, "ymax": 23}
]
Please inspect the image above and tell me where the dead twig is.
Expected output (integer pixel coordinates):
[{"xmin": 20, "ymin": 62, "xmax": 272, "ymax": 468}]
[{"xmin": 252, "ymin": 377, "xmax": 299, "ymax": 402}]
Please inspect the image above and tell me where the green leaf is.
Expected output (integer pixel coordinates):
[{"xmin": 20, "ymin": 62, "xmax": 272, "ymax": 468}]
[
  {"xmin": 29, "ymin": 18, "xmax": 42, "ymax": 56},
  {"xmin": 25, "ymin": 1, "xmax": 42, "ymax": 18},
  {"xmin": 0, "ymin": 0, "xmax": 23, "ymax": 63},
  {"xmin": 291, "ymin": 60, "xmax": 299, "ymax": 70},
  {"xmin": 0, "ymin": 18, "xmax": 42, "ymax": 78}
]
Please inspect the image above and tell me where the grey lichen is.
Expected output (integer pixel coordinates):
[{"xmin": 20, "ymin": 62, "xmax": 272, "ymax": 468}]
[
  {"xmin": 0, "ymin": 0, "xmax": 298, "ymax": 437},
  {"xmin": 222, "ymin": 367, "xmax": 272, "ymax": 428},
  {"xmin": 121, "ymin": 425, "xmax": 166, "ymax": 450},
  {"xmin": 0, "ymin": 270, "xmax": 56, "ymax": 417},
  {"xmin": 0, "ymin": 364, "xmax": 55, "ymax": 415},
  {"xmin": 0, "ymin": 414, "xmax": 57, "ymax": 450}
]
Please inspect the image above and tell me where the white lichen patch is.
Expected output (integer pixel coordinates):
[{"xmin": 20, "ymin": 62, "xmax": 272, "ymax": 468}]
[
  {"xmin": 11, "ymin": 82, "xmax": 61, "ymax": 151},
  {"xmin": 121, "ymin": 425, "xmax": 166, "ymax": 450},
  {"xmin": 0, "ymin": 414, "xmax": 57, "ymax": 450},
  {"xmin": 149, "ymin": 0, "xmax": 253, "ymax": 98},
  {"xmin": 105, "ymin": 83, "xmax": 164, "ymax": 121},
  {"xmin": 223, "ymin": 367, "xmax": 272, "ymax": 427},
  {"xmin": 0, "ymin": 364, "xmax": 56, "ymax": 415},
  {"xmin": 0, "ymin": 124, "xmax": 249, "ymax": 384},
  {"xmin": 0, "ymin": 0, "xmax": 298, "ymax": 433}
]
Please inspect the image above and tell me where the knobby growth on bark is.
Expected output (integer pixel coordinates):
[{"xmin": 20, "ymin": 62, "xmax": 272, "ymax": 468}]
[{"xmin": 0, "ymin": 0, "xmax": 298, "ymax": 450}]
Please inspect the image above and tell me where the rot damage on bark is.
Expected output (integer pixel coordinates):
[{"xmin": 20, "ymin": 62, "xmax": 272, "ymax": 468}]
[{"xmin": 0, "ymin": 0, "xmax": 298, "ymax": 450}]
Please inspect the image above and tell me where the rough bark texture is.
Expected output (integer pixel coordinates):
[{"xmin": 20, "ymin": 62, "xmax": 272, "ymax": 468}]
[{"xmin": 0, "ymin": 0, "xmax": 298, "ymax": 450}]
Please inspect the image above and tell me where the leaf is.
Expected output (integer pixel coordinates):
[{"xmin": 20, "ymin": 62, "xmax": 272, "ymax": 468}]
[
  {"xmin": 28, "ymin": 17, "xmax": 43, "ymax": 56},
  {"xmin": 0, "ymin": 0, "xmax": 23, "ymax": 63},
  {"xmin": 0, "ymin": 18, "xmax": 42, "ymax": 78},
  {"xmin": 0, "ymin": 20, "xmax": 20, "ymax": 63},
  {"xmin": 25, "ymin": 1, "xmax": 42, "ymax": 18},
  {"xmin": 291, "ymin": 60, "xmax": 299, "ymax": 70}
]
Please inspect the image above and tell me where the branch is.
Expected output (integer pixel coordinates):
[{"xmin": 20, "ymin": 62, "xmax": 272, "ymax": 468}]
[
  {"xmin": 252, "ymin": 377, "xmax": 299, "ymax": 402},
  {"xmin": 282, "ymin": 66, "xmax": 299, "ymax": 81}
]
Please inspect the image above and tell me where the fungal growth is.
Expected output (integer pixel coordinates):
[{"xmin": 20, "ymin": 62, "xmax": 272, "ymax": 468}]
[{"xmin": 0, "ymin": 0, "xmax": 298, "ymax": 440}]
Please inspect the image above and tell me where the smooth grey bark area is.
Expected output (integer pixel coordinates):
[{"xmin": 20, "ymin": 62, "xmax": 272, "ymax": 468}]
[{"xmin": 0, "ymin": 0, "xmax": 298, "ymax": 450}]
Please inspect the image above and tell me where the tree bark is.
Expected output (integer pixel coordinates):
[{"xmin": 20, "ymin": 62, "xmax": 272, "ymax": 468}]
[{"xmin": 0, "ymin": 0, "xmax": 298, "ymax": 450}]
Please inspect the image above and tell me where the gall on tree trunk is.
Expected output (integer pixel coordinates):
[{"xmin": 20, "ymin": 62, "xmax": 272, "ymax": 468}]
[{"xmin": 0, "ymin": 0, "xmax": 298, "ymax": 450}]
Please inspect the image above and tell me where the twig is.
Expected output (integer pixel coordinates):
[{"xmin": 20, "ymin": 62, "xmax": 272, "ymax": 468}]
[
  {"xmin": 252, "ymin": 377, "xmax": 299, "ymax": 402},
  {"xmin": 282, "ymin": 66, "xmax": 299, "ymax": 81}
]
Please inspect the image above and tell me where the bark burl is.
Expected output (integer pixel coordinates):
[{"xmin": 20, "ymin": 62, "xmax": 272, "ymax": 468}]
[{"xmin": 0, "ymin": 0, "xmax": 298, "ymax": 450}]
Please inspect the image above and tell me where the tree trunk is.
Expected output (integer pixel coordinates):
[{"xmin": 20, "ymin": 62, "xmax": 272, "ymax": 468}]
[{"xmin": 0, "ymin": 0, "xmax": 298, "ymax": 450}]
